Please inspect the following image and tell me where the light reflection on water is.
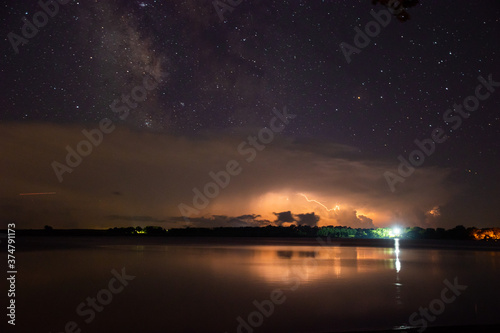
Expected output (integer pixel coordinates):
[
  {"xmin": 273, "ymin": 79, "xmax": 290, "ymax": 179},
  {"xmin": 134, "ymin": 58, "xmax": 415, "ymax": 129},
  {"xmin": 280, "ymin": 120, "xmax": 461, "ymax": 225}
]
[{"xmin": 14, "ymin": 239, "xmax": 500, "ymax": 333}]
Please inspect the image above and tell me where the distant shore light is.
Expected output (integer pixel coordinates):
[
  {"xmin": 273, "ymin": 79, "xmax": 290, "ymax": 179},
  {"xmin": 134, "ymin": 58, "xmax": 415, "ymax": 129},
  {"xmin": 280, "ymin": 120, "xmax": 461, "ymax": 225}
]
[{"xmin": 391, "ymin": 226, "xmax": 402, "ymax": 237}]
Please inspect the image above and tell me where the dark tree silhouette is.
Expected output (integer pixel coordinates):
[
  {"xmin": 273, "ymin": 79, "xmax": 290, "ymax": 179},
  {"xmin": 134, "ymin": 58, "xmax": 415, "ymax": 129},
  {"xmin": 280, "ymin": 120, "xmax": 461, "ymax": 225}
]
[{"xmin": 372, "ymin": 0, "xmax": 419, "ymax": 22}]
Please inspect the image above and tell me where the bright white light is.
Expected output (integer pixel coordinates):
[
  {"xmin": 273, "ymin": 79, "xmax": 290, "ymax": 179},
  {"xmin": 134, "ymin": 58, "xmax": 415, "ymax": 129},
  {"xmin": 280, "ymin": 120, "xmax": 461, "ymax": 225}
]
[{"xmin": 392, "ymin": 226, "xmax": 401, "ymax": 237}]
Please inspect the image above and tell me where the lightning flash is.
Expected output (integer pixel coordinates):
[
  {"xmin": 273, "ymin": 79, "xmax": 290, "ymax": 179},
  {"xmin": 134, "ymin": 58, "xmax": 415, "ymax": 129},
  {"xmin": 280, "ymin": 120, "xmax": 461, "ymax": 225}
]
[{"xmin": 297, "ymin": 193, "xmax": 340, "ymax": 212}]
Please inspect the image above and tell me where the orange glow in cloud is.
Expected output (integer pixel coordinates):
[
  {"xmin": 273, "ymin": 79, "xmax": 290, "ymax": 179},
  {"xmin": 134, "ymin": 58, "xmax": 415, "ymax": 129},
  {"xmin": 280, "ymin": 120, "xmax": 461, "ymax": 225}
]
[
  {"xmin": 427, "ymin": 206, "xmax": 441, "ymax": 217},
  {"xmin": 297, "ymin": 193, "xmax": 340, "ymax": 212},
  {"xmin": 208, "ymin": 191, "xmax": 387, "ymax": 227}
]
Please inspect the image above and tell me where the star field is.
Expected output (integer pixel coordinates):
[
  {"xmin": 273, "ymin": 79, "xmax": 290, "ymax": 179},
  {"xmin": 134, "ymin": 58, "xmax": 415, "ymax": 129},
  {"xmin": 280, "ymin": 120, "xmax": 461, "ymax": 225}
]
[{"xmin": 1, "ymin": 0, "xmax": 499, "ymax": 227}]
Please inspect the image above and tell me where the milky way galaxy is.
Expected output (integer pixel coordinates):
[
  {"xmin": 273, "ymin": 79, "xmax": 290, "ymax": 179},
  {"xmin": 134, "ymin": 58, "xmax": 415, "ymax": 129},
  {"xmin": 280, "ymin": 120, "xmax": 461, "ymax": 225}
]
[{"xmin": 1, "ymin": 0, "xmax": 499, "ymax": 229}]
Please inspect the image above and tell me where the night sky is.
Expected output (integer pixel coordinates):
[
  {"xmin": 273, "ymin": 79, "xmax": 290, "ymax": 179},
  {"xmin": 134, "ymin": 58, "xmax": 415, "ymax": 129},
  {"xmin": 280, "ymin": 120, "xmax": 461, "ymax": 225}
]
[{"xmin": 1, "ymin": 0, "xmax": 499, "ymax": 229}]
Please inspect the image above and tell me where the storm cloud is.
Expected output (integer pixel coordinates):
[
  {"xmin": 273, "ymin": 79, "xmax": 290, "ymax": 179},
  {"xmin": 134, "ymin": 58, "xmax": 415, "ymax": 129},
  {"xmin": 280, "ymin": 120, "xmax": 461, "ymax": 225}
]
[{"xmin": 1, "ymin": 123, "xmax": 459, "ymax": 229}]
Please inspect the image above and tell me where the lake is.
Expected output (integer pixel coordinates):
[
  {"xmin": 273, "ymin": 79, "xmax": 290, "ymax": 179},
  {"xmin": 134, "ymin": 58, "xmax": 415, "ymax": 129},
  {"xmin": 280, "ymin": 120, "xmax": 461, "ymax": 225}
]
[{"xmin": 10, "ymin": 237, "xmax": 500, "ymax": 332}]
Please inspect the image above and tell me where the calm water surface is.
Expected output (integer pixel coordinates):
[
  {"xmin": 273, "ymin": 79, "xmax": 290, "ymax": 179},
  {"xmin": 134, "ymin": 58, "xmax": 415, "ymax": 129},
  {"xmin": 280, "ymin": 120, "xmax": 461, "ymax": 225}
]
[{"xmin": 11, "ymin": 238, "xmax": 500, "ymax": 332}]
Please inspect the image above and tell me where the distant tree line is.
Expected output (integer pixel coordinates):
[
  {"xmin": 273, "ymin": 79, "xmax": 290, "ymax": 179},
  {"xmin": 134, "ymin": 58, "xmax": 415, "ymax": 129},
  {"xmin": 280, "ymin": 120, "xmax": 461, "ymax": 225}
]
[
  {"xmin": 11, "ymin": 225, "xmax": 500, "ymax": 241},
  {"xmin": 153, "ymin": 225, "xmax": 499, "ymax": 241},
  {"xmin": 106, "ymin": 226, "xmax": 167, "ymax": 236}
]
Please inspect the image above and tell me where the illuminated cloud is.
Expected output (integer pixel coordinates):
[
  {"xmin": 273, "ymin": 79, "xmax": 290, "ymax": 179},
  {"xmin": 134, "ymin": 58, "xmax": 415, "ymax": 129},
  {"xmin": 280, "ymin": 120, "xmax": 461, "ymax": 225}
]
[{"xmin": 0, "ymin": 123, "xmax": 460, "ymax": 229}]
